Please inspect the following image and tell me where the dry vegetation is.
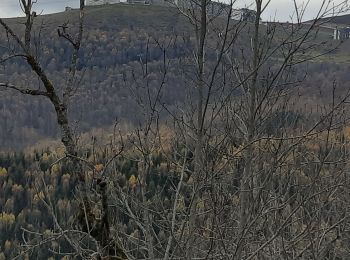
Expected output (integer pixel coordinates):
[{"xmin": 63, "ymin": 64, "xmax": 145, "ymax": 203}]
[{"xmin": 1, "ymin": 1, "xmax": 350, "ymax": 259}]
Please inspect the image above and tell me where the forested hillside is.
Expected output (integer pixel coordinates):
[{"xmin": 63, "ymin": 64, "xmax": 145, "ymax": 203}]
[
  {"xmin": 2, "ymin": 1, "xmax": 350, "ymax": 259},
  {"xmin": 0, "ymin": 4, "xmax": 191, "ymax": 149},
  {"xmin": 0, "ymin": 4, "xmax": 349, "ymax": 150}
]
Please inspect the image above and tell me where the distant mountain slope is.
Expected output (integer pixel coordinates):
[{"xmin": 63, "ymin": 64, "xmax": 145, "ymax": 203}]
[
  {"xmin": 319, "ymin": 14, "xmax": 350, "ymax": 26},
  {"xmin": 0, "ymin": 4, "xmax": 349, "ymax": 150},
  {"xmin": 0, "ymin": 4, "xmax": 192, "ymax": 150}
]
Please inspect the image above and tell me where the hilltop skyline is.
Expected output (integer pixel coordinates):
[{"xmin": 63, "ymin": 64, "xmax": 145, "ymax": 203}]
[{"xmin": 0, "ymin": 0, "xmax": 349, "ymax": 21}]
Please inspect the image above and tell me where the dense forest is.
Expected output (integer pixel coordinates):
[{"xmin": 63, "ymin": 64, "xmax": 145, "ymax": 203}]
[
  {"xmin": 1, "ymin": 127, "xmax": 350, "ymax": 258},
  {"xmin": 0, "ymin": 148, "xmax": 180, "ymax": 259}
]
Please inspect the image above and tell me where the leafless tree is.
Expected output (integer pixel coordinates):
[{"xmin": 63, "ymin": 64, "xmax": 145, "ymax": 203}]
[
  {"xmin": 147, "ymin": 0, "xmax": 350, "ymax": 259},
  {"xmin": 102, "ymin": 0, "xmax": 350, "ymax": 259},
  {"xmin": 0, "ymin": 1, "xmax": 127, "ymax": 259}
]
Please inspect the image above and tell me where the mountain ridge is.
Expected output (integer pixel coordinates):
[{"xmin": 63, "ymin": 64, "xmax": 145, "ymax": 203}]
[{"xmin": 0, "ymin": 3, "xmax": 350, "ymax": 150}]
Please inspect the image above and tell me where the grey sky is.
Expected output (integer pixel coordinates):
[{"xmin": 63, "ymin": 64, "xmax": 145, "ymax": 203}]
[{"xmin": 0, "ymin": 0, "xmax": 349, "ymax": 21}]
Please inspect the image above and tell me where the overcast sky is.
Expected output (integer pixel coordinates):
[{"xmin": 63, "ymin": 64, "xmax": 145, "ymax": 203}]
[{"xmin": 0, "ymin": 0, "xmax": 349, "ymax": 21}]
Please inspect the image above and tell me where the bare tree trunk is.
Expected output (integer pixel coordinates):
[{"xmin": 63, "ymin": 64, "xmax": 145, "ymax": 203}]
[
  {"xmin": 141, "ymin": 157, "xmax": 155, "ymax": 259},
  {"xmin": 237, "ymin": 1, "xmax": 262, "ymax": 257},
  {"xmin": 186, "ymin": 0, "xmax": 207, "ymax": 257},
  {"xmin": 0, "ymin": 1, "xmax": 127, "ymax": 258}
]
